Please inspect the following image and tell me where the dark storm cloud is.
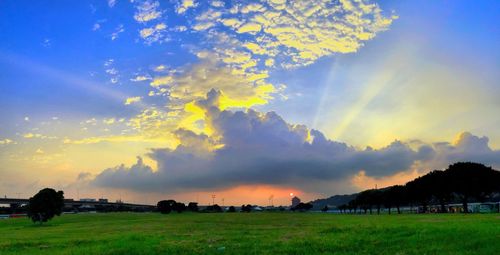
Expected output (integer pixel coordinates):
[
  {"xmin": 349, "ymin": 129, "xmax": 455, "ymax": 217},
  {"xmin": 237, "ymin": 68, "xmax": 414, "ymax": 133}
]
[{"xmin": 91, "ymin": 90, "xmax": 500, "ymax": 193}]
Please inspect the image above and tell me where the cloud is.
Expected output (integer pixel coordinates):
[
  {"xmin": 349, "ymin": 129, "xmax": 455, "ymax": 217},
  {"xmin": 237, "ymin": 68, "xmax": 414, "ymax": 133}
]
[
  {"xmin": 193, "ymin": 0, "xmax": 396, "ymax": 69},
  {"xmin": 124, "ymin": 96, "xmax": 142, "ymax": 105},
  {"xmin": 176, "ymin": 0, "xmax": 196, "ymax": 14},
  {"xmin": 133, "ymin": 0, "xmax": 162, "ymax": 22},
  {"xmin": 139, "ymin": 22, "xmax": 167, "ymax": 44},
  {"xmin": 130, "ymin": 75, "xmax": 151, "ymax": 82},
  {"xmin": 111, "ymin": 24, "xmax": 124, "ymax": 40},
  {"xmin": 429, "ymin": 132, "xmax": 500, "ymax": 167},
  {"xmin": 108, "ymin": 0, "xmax": 116, "ymax": 8},
  {"xmin": 92, "ymin": 90, "xmax": 493, "ymax": 194},
  {"xmin": 22, "ymin": 133, "xmax": 57, "ymax": 139},
  {"xmin": 0, "ymin": 139, "xmax": 14, "ymax": 145}
]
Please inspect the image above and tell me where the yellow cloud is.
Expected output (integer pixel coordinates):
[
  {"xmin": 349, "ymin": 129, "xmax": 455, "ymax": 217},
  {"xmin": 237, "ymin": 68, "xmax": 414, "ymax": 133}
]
[
  {"xmin": 236, "ymin": 23, "xmax": 262, "ymax": 34},
  {"xmin": 124, "ymin": 96, "xmax": 142, "ymax": 105},
  {"xmin": 194, "ymin": 0, "xmax": 395, "ymax": 68},
  {"xmin": 177, "ymin": 0, "xmax": 196, "ymax": 14},
  {"xmin": 0, "ymin": 139, "xmax": 13, "ymax": 145}
]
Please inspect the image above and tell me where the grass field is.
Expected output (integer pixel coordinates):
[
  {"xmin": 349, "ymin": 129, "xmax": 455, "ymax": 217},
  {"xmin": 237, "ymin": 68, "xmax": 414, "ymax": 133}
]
[{"xmin": 0, "ymin": 212, "xmax": 499, "ymax": 255}]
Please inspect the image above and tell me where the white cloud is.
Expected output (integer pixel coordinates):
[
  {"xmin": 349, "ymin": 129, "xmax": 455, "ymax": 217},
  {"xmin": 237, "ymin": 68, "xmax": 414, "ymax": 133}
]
[
  {"xmin": 111, "ymin": 24, "xmax": 124, "ymax": 40},
  {"xmin": 108, "ymin": 0, "xmax": 116, "ymax": 8},
  {"xmin": 139, "ymin": 22, "xmax": 167, "ymax": 44},
  {"xmin": 92, "ymin": 23, "xmax": 101, "ymax": 31},
  {"xmin": 133, "ymin": 0, "xmax": 162, "ymax": 22},
  {"xmin": 131, "ymin": 75, "xmax": 151, "ymax": 82}
]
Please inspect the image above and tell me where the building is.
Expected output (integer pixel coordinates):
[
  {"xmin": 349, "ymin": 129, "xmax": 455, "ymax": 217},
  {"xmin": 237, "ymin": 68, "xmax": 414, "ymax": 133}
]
[
  {"xmin": 291, "ymin": 196, "xmax": 301, "ymax": 207},
  {"xmin": 79, "ymin": 198, "xmax": 96, "ymax": 202}
]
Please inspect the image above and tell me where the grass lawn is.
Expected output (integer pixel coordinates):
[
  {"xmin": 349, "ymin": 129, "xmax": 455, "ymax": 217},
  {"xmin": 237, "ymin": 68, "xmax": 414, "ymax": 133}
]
[{"xmin": 0, "ymin": 212, "xmax": 499, "ymax": 254}]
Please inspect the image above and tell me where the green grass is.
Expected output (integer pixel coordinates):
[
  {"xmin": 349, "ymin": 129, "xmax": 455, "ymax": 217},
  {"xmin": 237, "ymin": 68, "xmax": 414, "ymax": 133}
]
[{"xmin": 0, "ymin": 212, "xmax": 499, "ymax": 254}]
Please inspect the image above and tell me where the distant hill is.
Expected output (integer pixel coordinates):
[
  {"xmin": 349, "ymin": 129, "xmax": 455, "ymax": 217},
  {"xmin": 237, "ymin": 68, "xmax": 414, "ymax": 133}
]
[{"xmin": 309, "ymin": 193, "xmax": 358, "ymax": 210}]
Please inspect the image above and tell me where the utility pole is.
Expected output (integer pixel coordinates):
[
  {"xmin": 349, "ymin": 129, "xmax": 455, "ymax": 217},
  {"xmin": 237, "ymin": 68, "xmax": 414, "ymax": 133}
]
[{"xmin": 211, "ymin": 194, "xmax": 216, "ymax": 205}]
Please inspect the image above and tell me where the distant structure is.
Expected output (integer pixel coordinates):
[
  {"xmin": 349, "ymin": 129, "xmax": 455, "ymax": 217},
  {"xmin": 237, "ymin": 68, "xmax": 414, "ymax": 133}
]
[
  {"xmin": 98, "ymin": 198, "xmax": 108, "ymax": 203},
  {"xmin": 80, "ymin": 198, "xmax": 96, "ymax": 202},
  {"xmin": 291, "ymin": 196, "xmax": 301, "ymax": 207}
]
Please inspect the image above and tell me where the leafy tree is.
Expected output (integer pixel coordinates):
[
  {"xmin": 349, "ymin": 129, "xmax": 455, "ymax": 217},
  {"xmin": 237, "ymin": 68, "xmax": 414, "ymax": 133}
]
[
  {"xmin": 406, "ymin": 174, "xmax": 434, "ymax": 213},
  {"xmin": 426, "ymin": 170, "xmax": 452, "ymax": 213},
  {"xmin": 241, "ymin": 204, "xmax": 252, "ymax": 212},
  {"xmin": 27, "ymin": 188, "xmax": 64, "ymax": 224},
  {"xmin": 228, "ymin": 206, "xmax": 236, "ymax": 212},
  {"xmin": 337, "ymin": 204, "xmax": 348, "ymax": 214},
  {"xmin": 206, "ymin": 204, "xmax": 222, "ymax": 213},
  {"xmin": 157, "ymin": 200, "xmax": 176, "ymax": 214},
  {"xmin": 446, "ymin": 162, "xmax": 500, "ymax": 213},
  {"xmin": 173, "ymin": 202, "xmax": 186, "ymax": 213},
  {"xmin": 187, "ymin": 202, "xmax": 199, "ymax": 212},
  {"xmin": 291, "ymin": 202, "xmax": 313, "ymax": 211},
  {"xmin": 386, "ymin": 185, "xmax": 406, "ymax": 214}
]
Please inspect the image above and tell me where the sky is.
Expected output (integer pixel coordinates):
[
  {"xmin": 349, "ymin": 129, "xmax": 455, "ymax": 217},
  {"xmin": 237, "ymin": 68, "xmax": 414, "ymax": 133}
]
[{"xmin": 0, "ymin": 0, "xmax": 499, "ymax": 206}]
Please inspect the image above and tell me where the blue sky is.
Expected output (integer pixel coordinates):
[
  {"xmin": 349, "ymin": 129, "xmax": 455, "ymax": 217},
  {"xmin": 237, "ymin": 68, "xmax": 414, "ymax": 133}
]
[{"xmin": 0, "ymin": 0, "xmax": 499, "ymax": 204}]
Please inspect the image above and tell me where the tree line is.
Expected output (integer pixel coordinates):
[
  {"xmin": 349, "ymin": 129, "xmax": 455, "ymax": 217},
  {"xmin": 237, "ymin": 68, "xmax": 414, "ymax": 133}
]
[{"xmin": 337, "ymin": 162, "xmax": 500, "ymax": 214}]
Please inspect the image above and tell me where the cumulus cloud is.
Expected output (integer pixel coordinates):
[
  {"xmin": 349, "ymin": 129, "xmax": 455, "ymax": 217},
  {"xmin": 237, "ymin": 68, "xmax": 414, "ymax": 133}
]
[{"xmin": 90, "ymin": 90, "xmax": 498, "ymax": 194}]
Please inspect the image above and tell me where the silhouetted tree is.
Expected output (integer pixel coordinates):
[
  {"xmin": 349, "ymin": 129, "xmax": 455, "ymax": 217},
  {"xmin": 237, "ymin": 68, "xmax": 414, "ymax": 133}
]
[
  {"xmin": 446, "ymin": 162, "xmax": 500, "ymax": 213},
  {"xmin": 157, "ymin": 200, "xmax": 176, "ymax": 214},
  {"xmin": 228, "ymin": 206, "xmax": 236, "ymax": 212},
  {"xmin": 406, "ymin": 174, "xmax": 434, "ymax": 213},
  {"xmin": 27, "ymin": 188, "xmax": 64, "ymax": 224},
  {"xmin": 173, "ymin": 202, "xmax": 186, "ymax": 213},
  {"xmin": 206, "ymin": 204, "xmax": 222, "ymax": 213},
  {"xmin": 241, "ymin": 204, "xmax": 252, "ymax": 212},
  {"xmin": 341, "ymin": 162, "xmax": 500, "ymax": 215},
  {"xmin": 187, "ymin": 202, "xmax": 199, "ymax": 212},
  {"xmin": 386, "ymin": 185, "xmax": 406, "ymax": 214},
  {"xmin": 321, "ymin": 205, "xmax": 329, "ymax": 212},
  {"xmin": 425, "ymin": 170, "xmax": 452, "ymax": 213},
  {"xmin": 292, "ymin": 202, "xmax": 313, "ymax": 211}
]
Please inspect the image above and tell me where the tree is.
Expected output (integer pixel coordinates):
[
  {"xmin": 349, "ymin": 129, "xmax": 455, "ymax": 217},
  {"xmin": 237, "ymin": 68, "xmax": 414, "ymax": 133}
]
[
  {"xmin": 426, "ymin": 170, "xmax": 452, "ymax": 213},
  {"xmin": 321, "ymin": 205, "xmax": 329, "ymax": 212},
  {"xmin": 228, "ymin": 206, "xmax": 236, "ymax": 212},
  {"xmin": 187, "ymin": 202, "xmax": 199, "ymax": 212},
  {"xmin": 173, "ymin": 202, "xmax": 186, "ymax": 213},
  {"xmin": 157, "ymin": 200, "xmax": 176, "ymax": 214},
  {"xmin": 446, "ymin": 162, "xmax": 500, "ymax": 213},
  {"xmin": 206, "ymin": 204, "xmax": 222, "ymax": 213},
  {"xmin": 387, "ymin": 185, "xmax": 406, "ymax": 214},
  {"xmin": 27, "ymin": 188, "xmax": 64, "ymax": 224},
  {"xmin": 241, "ymin": 204, "xmax": 252, "ymax": 212},
  {"xmin": 406, "ymin": 175, "xmax": 433, "ymax": 213},
  {"xmin": 291, "ymin": 202, "xmax": 313, "ymax": 211}
]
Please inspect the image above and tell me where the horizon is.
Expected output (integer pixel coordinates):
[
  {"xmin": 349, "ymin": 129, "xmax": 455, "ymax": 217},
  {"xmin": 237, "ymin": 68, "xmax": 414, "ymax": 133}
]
[{"xmin": 1, "ymin": 0, "xmax": 499, "ymax": 206}]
